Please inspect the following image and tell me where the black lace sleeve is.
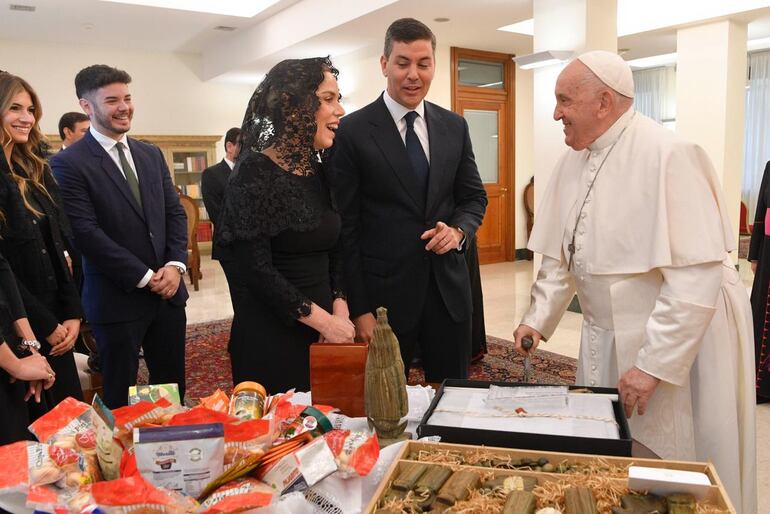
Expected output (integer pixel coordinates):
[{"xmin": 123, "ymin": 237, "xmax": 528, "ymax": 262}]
[{"xmin": 218, "ymin": 152, "xmax": 322, "ymax": 324}]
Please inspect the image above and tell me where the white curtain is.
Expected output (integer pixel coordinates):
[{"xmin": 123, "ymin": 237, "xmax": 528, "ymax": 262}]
[
  {"xmin": 633, "ymin": 66, "xmax": 676, "ymax": 124},
  {"xmin": 743, "ymin": 50, "xmax": 770, "ymax": 221}
]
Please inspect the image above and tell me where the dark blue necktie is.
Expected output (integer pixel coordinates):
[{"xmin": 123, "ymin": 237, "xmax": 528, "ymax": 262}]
[{"xmin": 404, "ymin": 111, "xmax": 429, "ymax": 191}]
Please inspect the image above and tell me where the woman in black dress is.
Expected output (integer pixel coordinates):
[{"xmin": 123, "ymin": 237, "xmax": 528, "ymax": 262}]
[
  {"xmin": 749, "ymin": 160, "xmax": 770, "ymax": 403},
  {"xmin": 217, "ymin": 57, "xmax": 353, "ymax": 394},
  {"xmin": 0, "ymin": 249, "xmax": 56, "ymax": 444},
  {"xmin": 0, "ymin": 72, "xmax": 84, "ymax": 409}
]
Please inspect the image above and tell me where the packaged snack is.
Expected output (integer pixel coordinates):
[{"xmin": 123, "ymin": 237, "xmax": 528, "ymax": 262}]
[
  {"xmin": 89, "ymin": 475, "xmax": 197, "ymax": 513},
  {"xmin": 168, "ymin": 407, "xmax": 238, "ymax": 427},
  {"xmin": 323, "ymin": 429, "xmax": 379, "ymax": 478},
  {"xmin": 134, "ymin": 423, "xmax": 225, "ymax": 498},
  {"xmin": 128, "ymin": 384, "xmax": 182, "ymax": 406},
  {"xmin": 28, "ymin": 397, "xmax": 93, "ymax": 444},
  {"xmin": 229, "ymin": 382, "xmax": 267, "ymax": 421},
  {"xmin": 26, "ymin": 484, "xmax": 93, "ymax": 513},
  {"xmin": 113, "ymin": 398, "xmax": 182, "ymax": 449},
  {"xmin": 256, "ymin": 436, "xmax": 337, "ymax": 494},
  {"xmin": 92, "ymin": 394, "xmax": 123, "ymax": 481},
  {"xmin": 222, "ymin": 419, "xmax": 271, "ymax": 468},
  {"xmin": 197, "ymin": 477, "xmax": 273, "ymax": 513},
  {"xmin": 0, "ymin": 442, "xmax": 84, "ymax": 493},
  {"xmin": 198, "ymin": 390, "xmax": 230, "ymax": 414}
]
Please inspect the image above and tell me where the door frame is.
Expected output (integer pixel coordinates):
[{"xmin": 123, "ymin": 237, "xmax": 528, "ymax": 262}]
[{"xmin": 451, "ymin": 47, "xmax": 516, "ymax": 262}]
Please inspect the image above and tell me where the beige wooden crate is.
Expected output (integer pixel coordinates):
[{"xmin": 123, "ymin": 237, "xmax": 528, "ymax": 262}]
[{"xmin": 365, "ymin": 440, "xmax": 735, "ymax": 513}]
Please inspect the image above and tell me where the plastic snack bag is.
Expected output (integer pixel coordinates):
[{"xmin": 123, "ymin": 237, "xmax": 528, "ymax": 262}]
[
  {"xmin": 89, "ymin": 475, "xmax": 197, "ymax": 513},
  {"xmin": 28, "ymin": 396, "xmax": 103, "ymax": 485},
  {"xmin": 113, "ymin": 397, "xmax": 182, "ymax": 449},
  {"xmin": 198, "ymin": 390, "xmax": 230, "ymax": 414},
  {"xmin": 197, "ymin": 477, "xmax": 274, "ymax": 514},
  {"xmin": 134, "ymin": 423, "xmax": 225, "ymax": 498},
  {"xmin": 0, "ymin": 442, "xmax": 81, "ymax": 494},
  {"xmin": 322, "ymin": 430, "xmax": 379, "ymax": 478}
]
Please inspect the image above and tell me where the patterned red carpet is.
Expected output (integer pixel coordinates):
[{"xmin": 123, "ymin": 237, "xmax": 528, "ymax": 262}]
[{"xmin": 139, "ymin": 320, "xmax": 577, "ymax": 400}]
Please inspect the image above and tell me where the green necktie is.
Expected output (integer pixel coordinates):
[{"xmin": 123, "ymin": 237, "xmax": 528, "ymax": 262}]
[{"xmin": 115, "ymin": 142, "xmax": 142, "ymax": 208}]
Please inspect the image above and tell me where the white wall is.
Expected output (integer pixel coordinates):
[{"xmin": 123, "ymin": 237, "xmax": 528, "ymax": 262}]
[
  {"xmin": 0, "ymin": 39, "xmax": 253, "ymax": 161},
  {"xmin": 514, "ymin": 67, "xmax": 534, "ymax": 250}
]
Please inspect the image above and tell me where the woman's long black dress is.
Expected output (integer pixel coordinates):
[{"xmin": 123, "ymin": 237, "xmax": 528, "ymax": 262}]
[
  {"xmin": 0, "ymin": 251, "xmax": 34, "ymax": 445},
  {"xmin": 748, "ymin": 160, "xmax": 770, "ymax": 401},
  {"xmin": 0, "ymin": 163, "xmax": 84, "ymax": 409},
  {"xmin": 217, "ymin": 152, "xmax": 344, "ymax": 395}
]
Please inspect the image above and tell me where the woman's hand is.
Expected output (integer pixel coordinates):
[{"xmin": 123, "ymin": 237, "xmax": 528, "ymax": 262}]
[
  {"xmin": 50, "ymin": 319, "xmax": 80, "ymax": 357},
  {"xmin": 320, "ymin": 315, "xmax": 355, "ymax": 344},
  {"xmin": 10, "ymin": 352, "xmax": 55, "ymax": 383},
  {"xmin": 46, "ymin": 324, "xmax": 68, "ymax": 349},
  {"xmin": 751, "ymin": 260, "xmax": 758, "ymax": 274}
]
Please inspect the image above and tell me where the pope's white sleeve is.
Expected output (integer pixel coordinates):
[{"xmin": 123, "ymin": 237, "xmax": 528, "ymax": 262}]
[
  {"xmin": 520, "ymin": 254, "xmax": 576, "ymax": 340},
  {"xmin": 635, "ymin": 261, "xmax": 722, "ymax": 386}
]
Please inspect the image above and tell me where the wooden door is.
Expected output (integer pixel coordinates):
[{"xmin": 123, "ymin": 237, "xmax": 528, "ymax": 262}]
[{"xmin": 452, "ymin": 48, "xmax": 515, "ymax": 264}]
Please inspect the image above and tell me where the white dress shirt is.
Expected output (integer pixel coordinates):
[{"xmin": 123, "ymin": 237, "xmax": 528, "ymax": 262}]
[
  {"xmin": 90, "ymin": 126, "xmax": 186, "ymax": 288},
  {"xmin": 382, "ymin": 90, "xmax": 430, "ymax": 163},
  {"xmin": 224, "ymin": 157, "xmax": 235, "ymax": 170}
]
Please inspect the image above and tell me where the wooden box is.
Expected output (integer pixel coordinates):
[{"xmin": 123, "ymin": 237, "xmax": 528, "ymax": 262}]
[
  {"xmin": 309, "ymin": 342, "xmax": 368, "ymax": 417},
  {"xmin": 365, "ymin": 440, "xmax": 736, "ymax": 514}
]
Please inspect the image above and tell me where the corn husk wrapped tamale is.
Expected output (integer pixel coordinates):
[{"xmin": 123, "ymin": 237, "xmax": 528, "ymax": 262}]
[
  {"xmin": 503, "ymin": 490, "xmax": 537, "ymax": 514},
  {"xmin": 611, "ymin": 494, "xmax": 666, "ymax": 514},
  {"xmin": 667, "ymin": 493, "xmax": 696, "ymax": 514},
  {"xmin": 564, "ymin": 487, "xmax": 598, "ymax": 514},
  {"xmin": 365, "ymin": 307, "xmax": 409, "ymax": 444},
  {"xmin": 436, "ymin": 470, "xmax": 481, "ymax": 505},
  {"xmin": 415, "ymin": 465, "xmax": 454, "ymax": 494},
  {"xmin": 393, "ymin": 462, "xmax": 429, "ymax": 491}
]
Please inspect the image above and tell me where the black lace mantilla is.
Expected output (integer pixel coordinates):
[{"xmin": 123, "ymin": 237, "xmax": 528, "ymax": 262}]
[
  {"xmin": 217, "ymin": 151, "xmax": 323, "ymax": 244},
  {"xmin": 239, "ymin": 56, "xmax": 338, "ymax": 177}
]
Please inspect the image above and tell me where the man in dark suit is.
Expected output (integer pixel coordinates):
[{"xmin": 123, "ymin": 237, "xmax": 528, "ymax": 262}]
[
  {"xmin": 201, "ymin": 127, "xmax": 240, "ymax": 265},
  {"xmin": 330, "ymin": 18, "xmax": 487, "ymax": 382},
  {"xmin": 50, "ymin": 65, "xmax": 188, "ymax": 408}
]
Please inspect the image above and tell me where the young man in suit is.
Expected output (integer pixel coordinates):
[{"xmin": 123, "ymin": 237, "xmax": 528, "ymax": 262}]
[
  {"xmin": 50, "ymin": 65, "xmax": 188, "ymax": 408},
  {"xmin": 201, "ymin": 127, "xmax": 240, "ymax": 266},
  {"xmin": 330, "ymin": 18, "xmax": 487, "ymax": 382}
]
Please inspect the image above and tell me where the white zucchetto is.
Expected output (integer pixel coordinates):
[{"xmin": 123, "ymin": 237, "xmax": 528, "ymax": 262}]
[{"xmin": 576, "ymin": 50, "xmax": 635, "ymax": 98}]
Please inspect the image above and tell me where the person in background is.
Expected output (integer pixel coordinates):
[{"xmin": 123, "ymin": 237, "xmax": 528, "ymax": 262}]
[
  {"xmin": 0, "ymin": 72, "xmax": 84, "ymax": 411},
  {"xmin": 748, "ymin": 160, "xmax": 770, "ymax": 403},
  {"xmin": 216, "ymin": 57, "xmax": 353, "ymax": 394},
  {"xmin": 51, "ymin": 65, "xmax": 188, "ymax": 409},
  {"xmin": 514, "ymin": 51, "xmax": 756, "ymax": 514},
  {"xmin": 202, "ymin": 126, "xmax": 240, "ymax": 277},
  {"xmin": 58, "ymin": 112, "xmax": 90, "ymax": 150},
  {"xmin": 329, "ymin": 18, "xmax": 487, "ymax": 382}
]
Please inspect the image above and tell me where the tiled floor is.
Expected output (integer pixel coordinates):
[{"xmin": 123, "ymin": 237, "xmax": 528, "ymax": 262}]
[{"xmin": 187, "ymin": 255, "xmax": 768, "ymax": 512}]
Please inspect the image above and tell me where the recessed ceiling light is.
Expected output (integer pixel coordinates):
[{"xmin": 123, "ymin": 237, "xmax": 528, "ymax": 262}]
[
  {"xmin": 9, "ymin": 4, "xmax": 36, "ymax": 12},
  {"xmin": 434, "ymin": 17, "xmax": 450, "ymax": 23},
  {"xmin": 98, "ymin": 0, "xmax": 280, "ymax": 18}
]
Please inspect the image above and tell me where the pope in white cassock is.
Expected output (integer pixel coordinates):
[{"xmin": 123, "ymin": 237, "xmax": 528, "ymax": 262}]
[{"xmin": 514, "ymin": 51, "xmax": 756, "ymax": 514}]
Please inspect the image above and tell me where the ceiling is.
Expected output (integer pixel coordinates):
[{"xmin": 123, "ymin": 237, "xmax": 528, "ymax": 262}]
[{"xmin": 3, "ymin": 0, "xmax": 770, "ymax": 83}]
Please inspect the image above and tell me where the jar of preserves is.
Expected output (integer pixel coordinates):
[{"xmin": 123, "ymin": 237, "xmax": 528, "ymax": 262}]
[{"xmin": 229, "ymin": 381, "xmax": 267, "ymax": 420}]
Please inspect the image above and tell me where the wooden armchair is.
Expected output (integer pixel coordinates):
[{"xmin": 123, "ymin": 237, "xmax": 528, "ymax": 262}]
[
  {"xmin": 177, "ymin": 189, "xmax": 202, "ymax": 291},
  {"xmin": 523, "ymin": 176, "xmax": 535, "ymax": 239}
]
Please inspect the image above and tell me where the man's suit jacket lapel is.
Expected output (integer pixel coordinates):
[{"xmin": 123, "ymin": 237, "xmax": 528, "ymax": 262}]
[
  {"xmin": 369, "ymin": 96, "xmax": 426, "ymax": 212},
  {"xmin": 425, "ymin": 102, "xmax": 449, "ymax": 217},
  {"xmin": 85, "ymin": 132, "xmax": 145, "ymax": 220}
]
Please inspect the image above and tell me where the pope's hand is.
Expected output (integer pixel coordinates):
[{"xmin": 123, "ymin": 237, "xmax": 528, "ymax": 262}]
[
  {"xmin": 617, "ymin": 366, "xmax": 660, "ymax": 417},
  {"xmin": 513, "ymin": 324, "xmax": 543, "ymax": 355}
]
